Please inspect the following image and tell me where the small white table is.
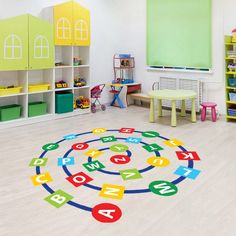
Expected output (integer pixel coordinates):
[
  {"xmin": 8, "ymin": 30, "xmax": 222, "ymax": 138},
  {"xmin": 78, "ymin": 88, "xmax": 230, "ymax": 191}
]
[{"xmin": 148, "ymin": 89, "xmax": 197, "ymax": 127}]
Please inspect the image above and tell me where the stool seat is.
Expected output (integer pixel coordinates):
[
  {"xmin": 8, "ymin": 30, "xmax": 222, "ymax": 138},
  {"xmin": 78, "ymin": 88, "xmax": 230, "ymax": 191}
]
[
  {"xmin": 200, "ymin": 102, "xmax": 217, "ymax": 122},
  {"xmin": 201, "ymin": 102, "xmax": 217, "ymax": 107}
]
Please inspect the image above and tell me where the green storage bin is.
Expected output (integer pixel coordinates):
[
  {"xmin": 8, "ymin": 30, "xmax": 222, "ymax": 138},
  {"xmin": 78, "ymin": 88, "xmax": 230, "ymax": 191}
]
[
  {"xmin": 0, "ymin": 104, "xmax": 21, "ymax": 121},
  {"xmin": 28, "ymin": 101, "xmax": 47, "ymax": 117},
  {"xmin": 55, "ymin": 92, "xmax": 74, "ymax": 113}
]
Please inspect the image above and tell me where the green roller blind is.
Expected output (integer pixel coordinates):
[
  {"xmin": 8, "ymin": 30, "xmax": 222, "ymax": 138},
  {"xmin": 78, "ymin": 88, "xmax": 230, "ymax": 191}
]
[{"xmin": 147, "ymin": 0, "xmax": 212, "ymax": 69}]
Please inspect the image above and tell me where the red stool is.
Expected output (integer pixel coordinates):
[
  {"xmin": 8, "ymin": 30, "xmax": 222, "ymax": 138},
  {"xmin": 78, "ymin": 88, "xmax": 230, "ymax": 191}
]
[{"xmin": 201, "ymin": 102, "xmax": 217, "ymax": 122}]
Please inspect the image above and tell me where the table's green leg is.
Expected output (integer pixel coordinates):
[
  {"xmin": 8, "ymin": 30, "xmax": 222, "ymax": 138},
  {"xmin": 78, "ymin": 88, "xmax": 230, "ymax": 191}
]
[
  {"xmin": 181, "ymin": 100, "xmax": 186, "ymax": 117},
  {"xmin": 191, "ymin": 98, "xmax": 197, "ymax": 123},
  {"xmin": 158, "ymin": 99, "xmax": 162, "ymax": 117},
  {"xmin": 149, "ymin": 97, "xmax": 155, "ymax": 122},
  {"xmin": 171, "ymin": 100, "xmax": 177, "ymax": 127}
]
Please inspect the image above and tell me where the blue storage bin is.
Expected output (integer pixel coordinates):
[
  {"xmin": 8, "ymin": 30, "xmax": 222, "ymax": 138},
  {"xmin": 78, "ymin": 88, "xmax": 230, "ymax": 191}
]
[
  {"xmin": 229, "ymin": 92, "xmax": 236, "ymax": 101},
  {"xmin": 228, "ymin": 108, "xmax": 236, "ymax": 116},
  {"xmin": 228, "ymin": 78, "xmax": 236, "ymax": 87},
  {"xmin": 228, "ymin": 104, "xmax": 236, "ymax": 116}
]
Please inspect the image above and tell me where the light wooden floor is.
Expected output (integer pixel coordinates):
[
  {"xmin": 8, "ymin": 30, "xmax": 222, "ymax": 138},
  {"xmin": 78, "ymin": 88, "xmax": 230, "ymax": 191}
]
[{"xmin": 0, "ymin": 106, "xmax": 235, "ymax": 236}]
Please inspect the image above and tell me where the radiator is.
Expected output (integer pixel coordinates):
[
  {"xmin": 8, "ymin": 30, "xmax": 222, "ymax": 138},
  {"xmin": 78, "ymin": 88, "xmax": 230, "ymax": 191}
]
[{"xmin": 158, "ymin": 77, "xmax": 204, "ymax": 112}]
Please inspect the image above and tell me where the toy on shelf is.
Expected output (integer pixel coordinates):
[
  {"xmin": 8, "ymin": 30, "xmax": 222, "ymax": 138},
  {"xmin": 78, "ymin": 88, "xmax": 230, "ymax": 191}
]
[
  {"xmin": 55, "ymin": 80, "xmax": 68, "ymax": 89},
  {"xmin": 227, "ymin": 50, "xmax": 236, "ymax": 58},
  {"xmin": 90, "ymin": 84, "xmax": 106, "ymax": 113},
  {"xmin": 228, "ymin": 63, "xmax": 236, "ymax": 72},
  {"xmin": 55, "ymin": 62, "xmax": 68, "ymax": 67},
  {"xmin": 74, "ymin": 76, "xmax": 86, "ymax": 87},
  {"xmin": 232, "ymin": 29, "xmax": 236, "ymax": 43},
  {"xmin": 73, "ymin": 58, "xmax": 82, "ymax": 66},
  {"xmin": 120, "ymin": 59, "xmax": 130, "ymax": 67},
  {"xmin": 74, "ymin": 96, "xmax": 90, "ymax": 109}
]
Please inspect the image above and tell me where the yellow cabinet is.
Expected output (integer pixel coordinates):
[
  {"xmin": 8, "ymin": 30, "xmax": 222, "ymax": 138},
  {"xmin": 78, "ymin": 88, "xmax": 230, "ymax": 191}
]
[
  {"xmin": 73, "ymin": 2, "xmax": 90, "ymax": 46},
  {"xmin": 54, "ymin": 1, "xmax": 90, "ymax": 46}
]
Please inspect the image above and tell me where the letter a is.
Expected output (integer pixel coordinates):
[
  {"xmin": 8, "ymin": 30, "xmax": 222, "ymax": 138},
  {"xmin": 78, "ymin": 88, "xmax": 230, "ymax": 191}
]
[{"xmin": 98, "ymin": 209, "xmax": 115, "ymax": 219}]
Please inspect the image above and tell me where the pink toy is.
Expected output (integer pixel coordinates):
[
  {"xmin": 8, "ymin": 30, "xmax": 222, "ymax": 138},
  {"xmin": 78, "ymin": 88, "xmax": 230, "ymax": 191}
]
[
  {"xmin": 200, "ymin": 102, "xmax": 217, "ymax": 122},
  {"xmin": 90, "ymin": 84, "xmax": 106, "ymax": 113}
]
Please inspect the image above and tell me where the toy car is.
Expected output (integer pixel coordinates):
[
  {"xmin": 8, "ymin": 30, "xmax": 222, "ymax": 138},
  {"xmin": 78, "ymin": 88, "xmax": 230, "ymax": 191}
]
[
  {"xmin": 75, "ymin": 96, "xmax": 90, "ymax": 109},
  {"xmin": 55, "ymin": 62, "xmax": 66, "ymax": 67},
  {"xmin": 55, "ymin": 80, "xmax": 68, "ymax": 89},
  {"xmin": 74, "ymin": 77, "xmax": 86, "ymax": 87}
]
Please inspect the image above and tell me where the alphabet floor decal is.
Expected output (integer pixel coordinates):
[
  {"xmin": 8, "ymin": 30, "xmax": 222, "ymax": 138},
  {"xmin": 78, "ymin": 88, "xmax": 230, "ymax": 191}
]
[{"xmin": 30, "ymin": 128, "xmax": 201, "ymax": 223}]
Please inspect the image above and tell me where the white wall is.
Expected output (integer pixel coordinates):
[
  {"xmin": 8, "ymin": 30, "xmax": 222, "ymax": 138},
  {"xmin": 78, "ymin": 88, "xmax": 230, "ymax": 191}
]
[
  {"xmin": 223, "ymin": 0, "xmax": 236, "ymax": 34},
  {"xmin": 0, "ymin": 0, "xmax": 236, "ymax": 113},
  {"xmin": 106, "ymin": 0, "xmax": 236, "ymax": 114},
  {"xmin": 103, "ymin": 0, "xmax": 227, "ymax": 114}
]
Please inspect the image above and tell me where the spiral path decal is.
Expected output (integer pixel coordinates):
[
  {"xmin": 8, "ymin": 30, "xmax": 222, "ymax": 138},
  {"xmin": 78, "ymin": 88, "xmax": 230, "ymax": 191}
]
[{"xmin": 30, "ymin": 128, "xmax": 201, "ymax": 223}]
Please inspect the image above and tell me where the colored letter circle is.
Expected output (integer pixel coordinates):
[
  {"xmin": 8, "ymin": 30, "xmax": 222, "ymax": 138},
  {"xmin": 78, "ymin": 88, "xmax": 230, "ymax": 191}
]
[
  {"xmin": 147, "ymin": 156, "xmax": 170, "ymax": 167},
  {"xmin": 92, "ymin": 203, "xmax": 122, "ymax": 223},
  {"xmin": 149, "ymin": 180, "xmax": 178, "ymax": 196},
  {"xmin": 72, "ymin": 143, "xmax": 89, "ymax": 150},
  {"xmin": 142, "ymin": 131, "xmax": 160, "ymax": 138},
  {"xmin": 110, "ymin": 144, "xmax": 129, "ymax": 152},
  {"xmin": 42, "ymin": 143, "xmax": 59, "ymax": 151},
  {"xmin": 110, "ymin": 155, "xmax": 130, "ymax": 165}
]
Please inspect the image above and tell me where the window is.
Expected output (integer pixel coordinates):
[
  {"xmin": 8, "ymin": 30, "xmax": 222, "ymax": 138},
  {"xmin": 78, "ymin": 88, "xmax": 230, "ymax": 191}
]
[
  {"xmin": 147, "ymin": 0, "xmax": 212, "ymax": 70},
  {"xmin": 74, "ymin": 20, "xmax": 88, "ymax": 41},
  {"xmin": 4, "ymin": 34, "xmax": 22, "ymax": 59},
  {"xmin": 57, "ymin": 17, "xmax": 72, "ymax": 39},
  {"xmin": 34, "ymin": 35, "xmax": 49, "ymax": 59}
]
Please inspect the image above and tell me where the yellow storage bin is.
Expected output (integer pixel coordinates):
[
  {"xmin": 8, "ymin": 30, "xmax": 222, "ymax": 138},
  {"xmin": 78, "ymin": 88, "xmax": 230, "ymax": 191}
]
[
  {"xmin": 28, "ymin": 84, "xmax": 50, "ymax": 93},
  {"xmin": 0, "ymin": 86, "xmax": 22, "ymax": 96}
]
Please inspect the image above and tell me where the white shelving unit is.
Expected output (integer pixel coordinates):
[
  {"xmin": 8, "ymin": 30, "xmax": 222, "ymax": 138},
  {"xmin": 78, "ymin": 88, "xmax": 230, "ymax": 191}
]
[
  {"xmin": 0, "ymin": 45, "xmax": 90, "ymax": 129},
  {"xmin": 0, "ymin": 2, "xmax": 91, "ymax": 129},
  {"xmin": 54, "ymin": 45, "xmax": 90, "ymax": 112}
]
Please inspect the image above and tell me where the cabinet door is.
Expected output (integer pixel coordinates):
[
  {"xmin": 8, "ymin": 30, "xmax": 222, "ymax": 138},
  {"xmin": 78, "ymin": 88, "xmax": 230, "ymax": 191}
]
[
  {"xmin": 73, "ymin": 2, "xmax": 90, "ymax": 46},
  {"xmin": 0, "ymin": 15, "xmax": 28, "ymax": 71},
  {"xmin": 54, "ymin": 1, "xmax": 73, "ymax": 46},
  {"xmin": 28, "ymin": 15, "xmax": 54, "ymax": 70}
]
